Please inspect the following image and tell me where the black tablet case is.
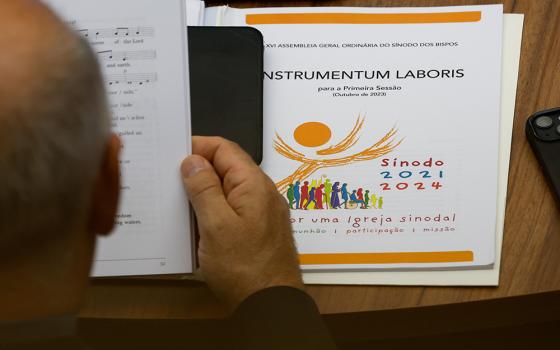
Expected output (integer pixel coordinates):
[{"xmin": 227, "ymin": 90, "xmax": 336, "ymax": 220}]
[{"xmin": 188, "ymin": 27, "xmax": 263, "ymax": 163}]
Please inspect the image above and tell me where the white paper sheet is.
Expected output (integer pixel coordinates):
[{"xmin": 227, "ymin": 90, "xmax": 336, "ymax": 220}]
[
  {"xmin": 186, "ymin": 0, "xmax": 205, "ymax": 26},
  {"xmin": 302, "ymin": 14, "xmax": 523, "ymax": 285},
  {"xmin": 44, "ymin": 0, "xmax": 194, "ymax": 276},
  {"xmin": 221, "ymin": 5, "xmax": 504, "ymax": 270},
  {"xmin": 186, "ymin": 10, "xmax": 523, "ymax": 286}
]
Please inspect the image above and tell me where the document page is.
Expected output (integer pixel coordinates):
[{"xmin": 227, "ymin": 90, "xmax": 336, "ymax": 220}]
[
  {"xmin": 222, "ymin": 5, "xmax": 503, "ymax": 270},
  {"xmin": 44, "ymin": 0, "xmax": 193, "ymax": 276},
  {"xmin": 302, "ymin": 14, "xmax": 523, "ymax": 284}
]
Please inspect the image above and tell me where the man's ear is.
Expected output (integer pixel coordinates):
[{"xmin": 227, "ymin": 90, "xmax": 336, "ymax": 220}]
[{"xmin": 88, "ymin": 133, "xmax": 121, "ymax": 236}]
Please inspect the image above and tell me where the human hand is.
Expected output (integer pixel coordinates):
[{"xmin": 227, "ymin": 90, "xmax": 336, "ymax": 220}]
[{"xmin": 181, "ymin": 136, "xmax": 304, "ymax": 311}]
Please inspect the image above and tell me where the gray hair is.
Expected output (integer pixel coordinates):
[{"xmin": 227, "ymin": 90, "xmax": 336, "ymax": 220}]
[{"xmin": 0, "ymin": 35, "xmax": 110, "ymax": 255}]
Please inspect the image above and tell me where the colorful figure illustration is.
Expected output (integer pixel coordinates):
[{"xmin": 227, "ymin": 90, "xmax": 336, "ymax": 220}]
[
  {"xmin": 315, "ymin": 184, "xmax": 325, "ymax": 209},
  {"xmin": 287, "ymin": 180, "xmax": 384, "ymax": 211},
  {"xmin": 323, "ymin": 179, "xmax": 332, "ymax": 209},
  {"xmin": 350, "ymin": 190, "xmax": 366, "ymax": 208},
  {"xmin": 357, "ymin": 188, "xmax": 364, "ymax": 201},
  {"xmin": 370, "ymin": 193, "xmax": 378, "ymax": 209},
  {"xmin": 300, "ymin": 181, "xmax": 309, "ymax": 208},
  {"xmin": 294, "ymin": 181, "xmax": 301, "ymax": 209},
  {"xmin": 305, "ymin": 186, "xmax": 317, "ymax": 209},
  {"xmin": 308, "ymin": 179, "xmax": 318, "ymax": 209},
  {"xmin": 331, "ymin": 182, "xmax": 341, "ymax": 209},
  {"xmin": 340, "ymin": 183, "xmax": 349, "ymax": 208},
  {"xmin": 274, "ymin": 116, "xmax": 402, "ymax": 193},
  {"xmin": 357, "ymin": 188, "xmax": 366, "ymax": 208},
  {"xmin": 310, "ymin": 179, "xmax": 317, "ymax": 188},
  {"xmin": 287, "ymin": 184, "xmax": 295, "ymax": 209}
]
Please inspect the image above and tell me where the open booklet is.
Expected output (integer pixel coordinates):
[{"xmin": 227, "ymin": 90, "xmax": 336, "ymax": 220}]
[
  {"xmin": 44, "ymin": 0, "xmax": 521, "ymax": 281},
  {"xmin": 202, "ymin": 4, "xmax": 505, "ymax": 271},
  {"xmin": 44, "ymin": 0, "xmax": 194, "ymax": 277}
]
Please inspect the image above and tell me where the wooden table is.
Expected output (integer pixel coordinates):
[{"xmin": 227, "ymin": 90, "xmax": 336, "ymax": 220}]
[{"xmin": 80, "ymin": 0, "xmax": 560, "ymax": 342}]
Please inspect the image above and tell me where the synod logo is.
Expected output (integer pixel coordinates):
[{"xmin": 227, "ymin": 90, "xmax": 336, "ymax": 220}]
[{"xmin": 274, "ymin": 115, "xmax": 402, "ymax": 210}]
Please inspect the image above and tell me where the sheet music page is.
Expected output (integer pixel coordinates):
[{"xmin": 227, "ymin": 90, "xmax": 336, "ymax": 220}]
[
  {"xmin": 44, "ymin": 0, "xmax": 193, "ymax": 276},
  {"xmin": 222, "ymin": 5, "xmax": 503, "ymax": 270}
]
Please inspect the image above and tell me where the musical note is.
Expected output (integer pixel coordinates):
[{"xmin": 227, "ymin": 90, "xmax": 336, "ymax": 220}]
[
  {"xmin": 97, "ymin": 50, "xmax": 113, "ymax": 60},
  {"xmin": 76, "ymin": 26, "xmax": 155, "ymax": 39},
  {"xmin": 106, "ymin": 73, "xmax": 158, "ymax": 86},
  {"xmin": 115, "ymin": 27, "xmax": 129, "ymax": 36},
  {"xmin": 77, "ymin": 29, "xmax": 89, "ymax": 38},
  {"xmin": 97, "ymin": 49, "xmax": 157, "ymax": 62}
]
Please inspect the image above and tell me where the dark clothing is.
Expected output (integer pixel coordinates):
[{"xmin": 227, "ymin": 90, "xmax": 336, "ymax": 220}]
[
  {"xmin": 1, "ymin": 287, "xmax": 337, "ymax": 350},
  {"xmin": 233, "ymin": 287, "xmax": 336, "ymax": 350},
  {"xmin": 0, "ymin": 315, "xmax": 83, "ymax": 350}
]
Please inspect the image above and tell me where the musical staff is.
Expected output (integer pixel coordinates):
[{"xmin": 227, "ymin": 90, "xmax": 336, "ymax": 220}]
[
  {"xmin": 77, "ymin": 26, "xmax": 155, "ymax": 39},
  {"xmin": 97, "ymin": 49, "xmax": 157, "ymax": 62},
  {"xmin": 107, "ymin": 73, "xmax": 157, "ymax": 86}
]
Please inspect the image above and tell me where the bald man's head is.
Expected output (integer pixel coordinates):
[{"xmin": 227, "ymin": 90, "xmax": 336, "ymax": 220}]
[
  {"xmin": 0, "ymin": 0, "xmax": 110, "ymax": 255},
  {"xmin": 0, "ymin": 1, "xmax": 85, "ymax": 104}
]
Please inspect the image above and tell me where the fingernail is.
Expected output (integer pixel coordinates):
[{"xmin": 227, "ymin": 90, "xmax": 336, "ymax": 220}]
[{"xmin": 181, "ymin": 156, "xmax": 209, "ymax": 178}]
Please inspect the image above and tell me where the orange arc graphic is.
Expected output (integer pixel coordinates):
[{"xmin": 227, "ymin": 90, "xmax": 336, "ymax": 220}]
[{"xmin": 293, "ymin": 122, "xmax": 332, "ymax": 147}]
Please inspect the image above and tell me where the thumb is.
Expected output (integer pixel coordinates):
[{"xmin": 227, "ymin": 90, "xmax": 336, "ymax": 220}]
[{"xmin": 181, "ymin": 155, "xmax": 233, "ymax": 223}]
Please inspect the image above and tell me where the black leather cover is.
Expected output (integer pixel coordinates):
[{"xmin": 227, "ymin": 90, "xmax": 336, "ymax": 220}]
[{"xmin": 188, "ymin": 27, "xmax": 263, "ymax": 163}]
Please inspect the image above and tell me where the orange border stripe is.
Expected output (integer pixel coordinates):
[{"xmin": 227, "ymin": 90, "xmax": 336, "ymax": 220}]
[
  {"xmin": 299, "ymin": 251, "xmax": 474, "ymax": 265},
  {"xmin": 246, "ymin": 12, "xmax": 481, "ymax": 25}
]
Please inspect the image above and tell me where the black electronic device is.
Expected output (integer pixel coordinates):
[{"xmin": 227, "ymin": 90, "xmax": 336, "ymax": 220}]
[
  {"xmin": 526, "ymin": 107, "xmax": 560, "ymax": 203},
  {"xmin": 188, "ymin": 26, "xmax": 264, "ymax": 163}
]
